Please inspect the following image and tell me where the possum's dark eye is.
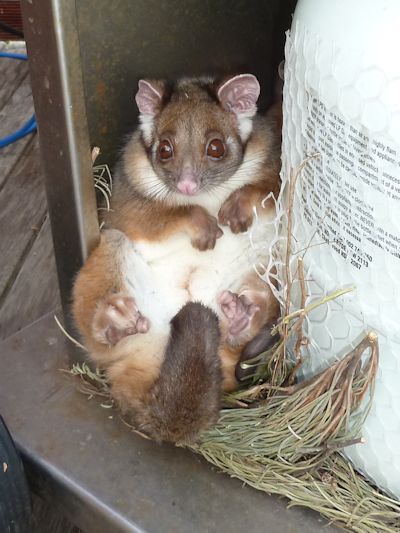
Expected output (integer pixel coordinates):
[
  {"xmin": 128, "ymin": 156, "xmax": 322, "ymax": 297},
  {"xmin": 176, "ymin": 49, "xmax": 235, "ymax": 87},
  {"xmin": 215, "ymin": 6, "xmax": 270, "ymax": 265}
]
[
  {"xmin": 158, "ymin": 140, "xmax": 173, "ymax": 160},
  {"xmin": 206, "ymin": 139, "xmax": 225, "ymax": 159}
]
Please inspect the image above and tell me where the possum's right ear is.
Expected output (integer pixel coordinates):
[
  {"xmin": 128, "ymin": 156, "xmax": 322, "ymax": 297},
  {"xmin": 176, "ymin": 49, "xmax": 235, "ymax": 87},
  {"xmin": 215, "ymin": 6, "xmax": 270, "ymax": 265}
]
[
  {"xmin": 217, "ymin": 74, "xmax": 260, "ymax": 115},
  {"xmin": 135, "ymin": 80, "xmax": 164, "ymax": 115}
]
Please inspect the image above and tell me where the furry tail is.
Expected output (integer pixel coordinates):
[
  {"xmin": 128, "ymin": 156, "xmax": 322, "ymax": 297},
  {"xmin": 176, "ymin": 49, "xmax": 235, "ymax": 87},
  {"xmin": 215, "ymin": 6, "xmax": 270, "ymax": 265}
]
[{"xmin": 134, "ymin": 302, "xmax": 222, "ymax": 444}]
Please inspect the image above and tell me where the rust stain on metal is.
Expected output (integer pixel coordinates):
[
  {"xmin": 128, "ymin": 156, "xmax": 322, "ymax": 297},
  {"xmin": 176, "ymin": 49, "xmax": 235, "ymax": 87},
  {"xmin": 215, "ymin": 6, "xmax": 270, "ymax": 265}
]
[{"xmin": 96, "ymin": 81, "xmax": 106, "ymax": 98}]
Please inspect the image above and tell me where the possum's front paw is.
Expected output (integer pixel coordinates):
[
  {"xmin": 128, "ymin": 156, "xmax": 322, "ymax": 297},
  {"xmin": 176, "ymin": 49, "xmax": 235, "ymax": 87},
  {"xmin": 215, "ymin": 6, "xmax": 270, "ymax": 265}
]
[
  {"xmin": 190, "ymin": 207, "xmax": 223, "ymax": 251},
  {"xmin": 217, "ymin": 290, "xmax": 259, "ymax": 347},
  {"xmin": 218, "ymin": 190, "xmax": 254, "ymax": 233},
  {"xmin": 92, "ymin": 294, "xmax": 150, "ymax": 346}
]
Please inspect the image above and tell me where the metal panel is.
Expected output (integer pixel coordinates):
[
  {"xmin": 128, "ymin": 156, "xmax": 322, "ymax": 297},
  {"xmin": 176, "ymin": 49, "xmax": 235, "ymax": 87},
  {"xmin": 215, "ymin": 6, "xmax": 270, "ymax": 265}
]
[
  {"xmin": 75, "ymin": 0, "xmax": 289, "ymax": 166},
  {"xmin": 19, "ymin": 0, "xmax": 100, "ymax": 363},
  {"xmin": 18, "ymin": 0, "xmax": 297, "ymax": 359},
  {"xmin": 0, "ymin": 312, "xmax": 341, "ymax": 533}
]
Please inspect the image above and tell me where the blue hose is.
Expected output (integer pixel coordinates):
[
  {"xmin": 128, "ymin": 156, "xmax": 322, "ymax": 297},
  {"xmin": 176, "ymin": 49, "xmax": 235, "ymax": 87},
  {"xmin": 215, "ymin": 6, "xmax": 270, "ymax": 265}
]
[{"xmin": 0, "ymin": 51, "xmax": 37, "ymax": 149}]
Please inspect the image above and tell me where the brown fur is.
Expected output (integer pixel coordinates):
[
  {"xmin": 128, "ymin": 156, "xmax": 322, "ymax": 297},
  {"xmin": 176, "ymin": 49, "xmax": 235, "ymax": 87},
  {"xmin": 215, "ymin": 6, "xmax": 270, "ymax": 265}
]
[
  {"xmin": 72, "ymin": 232, "xmax": 126, "ymax": 352},
  {"xmin": 130, "ymin": 302, "xmax": 222, "ymax": 444},
  {"xmin": 219, "ymin": 269, "xmax": 280, "ymax": 391},
  {"xmin": 219, "ymin": 344, "xmax": 243, "ymax": 392},
  {"xmin": 105, "ymin": 77, "xmax": 281, "ymax": 246},
  {"xmin": 107, "ymin": 191, "xmax": 223, "ymax": 251},
  {"xmin": 73, "ymin": 75, "xmax": 282, "ymax": 442}
]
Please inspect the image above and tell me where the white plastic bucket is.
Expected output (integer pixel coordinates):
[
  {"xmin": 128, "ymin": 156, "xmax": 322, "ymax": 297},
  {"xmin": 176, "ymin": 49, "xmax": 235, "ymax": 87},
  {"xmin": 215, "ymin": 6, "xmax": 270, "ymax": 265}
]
[{"xmin": 282, "ymin": 0, "xmax": 400, "ymax": 499}]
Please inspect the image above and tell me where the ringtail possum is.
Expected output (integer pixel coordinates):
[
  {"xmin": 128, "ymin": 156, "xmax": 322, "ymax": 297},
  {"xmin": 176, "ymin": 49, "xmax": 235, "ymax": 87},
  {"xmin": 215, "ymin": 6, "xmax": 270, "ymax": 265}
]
[{"xmin": 73, "ymin": 74, "xmax": 281, "ymax": 444}]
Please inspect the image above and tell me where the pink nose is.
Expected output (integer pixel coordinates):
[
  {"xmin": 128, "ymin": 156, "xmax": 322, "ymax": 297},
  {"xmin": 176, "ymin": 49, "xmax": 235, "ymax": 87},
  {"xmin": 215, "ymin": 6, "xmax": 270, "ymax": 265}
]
[{"xmin": 177, "ymin": 179, "xmax": 198, "ymax": 196}]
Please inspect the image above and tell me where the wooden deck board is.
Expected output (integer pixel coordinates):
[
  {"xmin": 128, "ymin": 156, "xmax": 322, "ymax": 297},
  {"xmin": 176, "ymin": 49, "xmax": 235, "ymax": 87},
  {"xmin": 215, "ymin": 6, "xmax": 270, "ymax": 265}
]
[
  {"xmin": 0, "ymin": 215, "xmax": 60, "ymax": 341},
  {"xmin": 0, "ymin": 42, "xmax": 60, "ymax": 337},
  {"xmin": 0, "ymin": 42, "xmax": 62, "ymax": 353},
  {"xmin": 0, "ymin": 42, "xmax": 29, "ymax": 110},
  {"xmin": 0, "ymin": 75, "xmax": 36, "ymax": 189},
  {"xmin": 0, "ymin": 138, "xmax": 48, "ymax": 304},
  {"xmin": 0, "ymin": 63, "xmax": 61, "ymax": 340}
]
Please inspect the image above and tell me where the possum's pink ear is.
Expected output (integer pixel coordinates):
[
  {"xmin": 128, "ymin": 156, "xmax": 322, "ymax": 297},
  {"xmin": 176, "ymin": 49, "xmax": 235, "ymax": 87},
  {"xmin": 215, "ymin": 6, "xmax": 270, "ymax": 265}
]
[
  {"xmin": 135, "ymin": 80, "xmax": 163, "ymax": 115},
  {"xmin": 217, "ymin": 74, "xmax": 260, "ymax": 114}
]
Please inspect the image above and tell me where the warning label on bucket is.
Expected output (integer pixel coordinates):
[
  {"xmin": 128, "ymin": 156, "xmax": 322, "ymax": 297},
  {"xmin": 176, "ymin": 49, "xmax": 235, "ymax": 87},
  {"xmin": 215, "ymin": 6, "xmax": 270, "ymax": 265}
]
[{"xmin": 301, "ymin": 96, "xmax": 400, "ymax": 269}]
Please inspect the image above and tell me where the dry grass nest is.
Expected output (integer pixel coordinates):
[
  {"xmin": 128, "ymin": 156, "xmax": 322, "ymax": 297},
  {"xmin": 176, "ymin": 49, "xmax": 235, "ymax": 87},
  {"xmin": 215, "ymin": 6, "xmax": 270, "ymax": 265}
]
[{"xmin": 59, "ymin": 152, "xmax": 400, "ymax": 533}]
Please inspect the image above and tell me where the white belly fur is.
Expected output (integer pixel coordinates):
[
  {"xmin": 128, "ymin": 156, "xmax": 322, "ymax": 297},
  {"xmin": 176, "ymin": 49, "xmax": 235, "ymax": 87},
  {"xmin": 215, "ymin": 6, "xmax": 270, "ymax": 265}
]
[{"xmin": 121, "ymin": 212, "xmax": 275, "ymax": 335}]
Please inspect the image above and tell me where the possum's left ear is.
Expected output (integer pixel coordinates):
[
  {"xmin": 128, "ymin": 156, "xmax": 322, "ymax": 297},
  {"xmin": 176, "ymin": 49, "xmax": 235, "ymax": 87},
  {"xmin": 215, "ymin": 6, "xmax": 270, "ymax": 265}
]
[
  {"xmin": 217, "ymin": 74, "xmax": 260, "ymax": 115},
  {"xmin": 135, "ymin": 80, "xmax": 164, "ymax": 115}
]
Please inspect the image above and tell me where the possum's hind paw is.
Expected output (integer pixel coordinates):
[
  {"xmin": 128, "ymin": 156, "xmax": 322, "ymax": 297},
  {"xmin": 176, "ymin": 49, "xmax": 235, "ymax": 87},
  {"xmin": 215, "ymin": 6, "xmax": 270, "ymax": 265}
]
[
  {"xmin": 217, "ymin": 290, "xmax": 259, "ymax": 347},
  {"xmin": 92, "ymin": 294, "xmax": 150, "ymax": 346}
]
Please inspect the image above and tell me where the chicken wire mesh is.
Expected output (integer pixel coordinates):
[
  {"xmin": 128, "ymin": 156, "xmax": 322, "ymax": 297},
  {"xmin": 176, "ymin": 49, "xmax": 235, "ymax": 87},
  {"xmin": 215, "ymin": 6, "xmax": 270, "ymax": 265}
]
[{"xmin": 256, "ymin": 21, "xmax": 400, "ymax": 500}]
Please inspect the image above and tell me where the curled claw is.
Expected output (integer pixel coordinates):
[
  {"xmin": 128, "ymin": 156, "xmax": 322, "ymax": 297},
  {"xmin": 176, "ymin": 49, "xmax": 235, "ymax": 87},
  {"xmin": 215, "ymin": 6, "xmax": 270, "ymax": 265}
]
[
  {"xmin": 191, "ymin": 210, "xmax": 224, "ymax": 251},
  {"xmin": 136, "ymin": 316, "xmax": 150, "ymax": 334},
  {"xmin": 92, "ymin": 294, "xmax": 150, "ymax": 346},
  {"xmin": 105, "ymin": 313, "xmax": 149, "ymax": 345},
  {"xmin": 218, "ymin": 290, "xmax": 259, "ymax": 345},
  {"xmin": 218, "ymin": 192, "xmax": 253, "ymax": 234}
]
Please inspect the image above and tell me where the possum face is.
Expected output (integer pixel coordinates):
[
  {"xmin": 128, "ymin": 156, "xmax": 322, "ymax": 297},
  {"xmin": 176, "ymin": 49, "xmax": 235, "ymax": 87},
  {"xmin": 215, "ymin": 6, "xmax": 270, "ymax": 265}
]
[{"xmin": 134, "ymin": 75, "xmax": 260, "ymax": 204}]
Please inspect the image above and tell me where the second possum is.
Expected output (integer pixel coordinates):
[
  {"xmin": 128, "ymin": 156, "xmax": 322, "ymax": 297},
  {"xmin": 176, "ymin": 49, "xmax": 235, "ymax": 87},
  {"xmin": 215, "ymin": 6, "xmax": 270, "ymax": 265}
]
[{"xmin": 73, "ymin": 74, "xmax": 281, "ymax": 444}]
